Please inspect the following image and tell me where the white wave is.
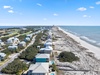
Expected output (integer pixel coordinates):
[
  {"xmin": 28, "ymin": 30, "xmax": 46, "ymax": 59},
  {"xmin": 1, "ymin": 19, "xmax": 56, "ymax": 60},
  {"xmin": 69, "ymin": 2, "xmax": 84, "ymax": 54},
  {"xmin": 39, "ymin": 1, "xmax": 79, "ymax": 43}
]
[
  {"xmin": 97, "ymin": 43, "xmax": 100, "ymax": 46},
  {"xmin": 80, "ymin": 36, "xmax": 97, "ymax": 44},
  {"xmin": 65, "ymin": 30, "xmax": 80, "ymax": 37}
]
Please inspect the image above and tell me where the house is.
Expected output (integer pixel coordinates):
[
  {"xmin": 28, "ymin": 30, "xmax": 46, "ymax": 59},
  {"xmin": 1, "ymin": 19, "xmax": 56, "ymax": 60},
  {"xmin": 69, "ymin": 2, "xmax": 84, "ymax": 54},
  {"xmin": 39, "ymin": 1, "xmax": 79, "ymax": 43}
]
[
  {"xmin": 7, "ymin": 37, "xmax": 20, "ymax": 45},
  {"xmin": 47, "ymin": 31, "xmax": 52, "ymax": 39},
  {"xmin": 46, "ymin": 39, "xmax": 52, "ymax": 42},
  {"xmin": 39, "ymin": 46, "xmax": 53, "ymax": 54},
  {"xmin": 32, "ymin": 33, "xmax": 35, "ymax": 36},
  {"xmin": 26, "ymin": 34, "xmax": 33, "ymax": 38},
  {"xmin": 18, "ymin": 41, "xmax": 26, "ymax": 48},
  {"xmin": 8, "ymin": 45, "xmax": 18, "ymax": 50},
  {"xmin": 21, "ymin": 28, "xmax": 27, "ymax": 31},
  {"xmin": 28, "ymin": 63, "xmax": 49, "ymax": 75},
  {"xmin": 0, "ymin": 40, "xmax": 5, "ymax": 47},
  {"xmin": 44, "ymin": 42, "xmax": 52, "ymax": 47},
  {"xmin": 37, "ymin": 46, "xmax": 40, "ymax": 49},
  {"xmin": 34, "ymin": 54, "xmax": 50, "ymax": 63},
  {"xmin": 25, "ymin": 37, "xmax": 30, "ymax": 42},
  {"xmin": 0, "ymin": 53, "xmax": 6, "ymax": 61}
]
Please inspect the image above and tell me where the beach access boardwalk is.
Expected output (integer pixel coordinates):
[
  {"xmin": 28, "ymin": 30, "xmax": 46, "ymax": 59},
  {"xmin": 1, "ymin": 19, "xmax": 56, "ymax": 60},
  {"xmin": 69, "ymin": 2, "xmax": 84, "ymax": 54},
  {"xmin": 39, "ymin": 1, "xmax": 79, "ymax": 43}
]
[{"xmin": 0, "ymin": 35, "xmax": 36, "ymax": 72}]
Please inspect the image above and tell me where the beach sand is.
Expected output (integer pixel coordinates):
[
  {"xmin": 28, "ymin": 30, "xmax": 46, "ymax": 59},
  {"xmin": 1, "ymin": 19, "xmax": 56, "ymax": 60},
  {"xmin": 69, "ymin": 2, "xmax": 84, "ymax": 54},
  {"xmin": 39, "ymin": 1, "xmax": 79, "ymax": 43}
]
[
  {"xmin": 52, "ymin": 26, "xmax": 100, "ymax": 75},
  {"xmin": 58, "ymin": 27, "xmax": 100, "ymax": 60}
]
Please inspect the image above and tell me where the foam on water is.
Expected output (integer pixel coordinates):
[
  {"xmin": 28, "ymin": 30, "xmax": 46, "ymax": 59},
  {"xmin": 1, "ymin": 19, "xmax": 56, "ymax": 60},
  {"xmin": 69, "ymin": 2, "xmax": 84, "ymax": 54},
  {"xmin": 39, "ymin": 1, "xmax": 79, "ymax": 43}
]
[{"xmin": 60, "ymin": 26, "xmax": 100, "ymax": 47}]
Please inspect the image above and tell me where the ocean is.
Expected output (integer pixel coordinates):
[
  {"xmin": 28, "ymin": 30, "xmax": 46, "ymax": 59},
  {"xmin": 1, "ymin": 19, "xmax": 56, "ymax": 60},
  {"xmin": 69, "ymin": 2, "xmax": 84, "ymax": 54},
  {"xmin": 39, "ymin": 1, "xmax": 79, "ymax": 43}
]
[{"xmin": 60, "ymin": 26, "xmax": 100, "ymax": 47}]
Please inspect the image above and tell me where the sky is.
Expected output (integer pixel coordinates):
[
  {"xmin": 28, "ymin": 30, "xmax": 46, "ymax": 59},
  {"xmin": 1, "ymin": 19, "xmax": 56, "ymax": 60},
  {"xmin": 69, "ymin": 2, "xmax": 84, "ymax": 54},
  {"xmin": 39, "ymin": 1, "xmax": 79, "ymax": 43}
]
[{"xmin": 0, "ymin": 0, "xmax": 100, "ymax": 26}]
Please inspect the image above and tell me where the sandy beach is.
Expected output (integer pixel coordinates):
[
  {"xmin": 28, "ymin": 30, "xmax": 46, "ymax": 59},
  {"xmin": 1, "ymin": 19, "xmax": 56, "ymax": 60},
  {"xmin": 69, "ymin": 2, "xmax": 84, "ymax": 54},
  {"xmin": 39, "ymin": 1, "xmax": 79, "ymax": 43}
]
[
  {"xmin": 52, "ymin": 26, "xmax": 100, "ymax": 75},
  {"xmin": 58, "ymin": 27, "xmax": 100, "ymax": 60}
]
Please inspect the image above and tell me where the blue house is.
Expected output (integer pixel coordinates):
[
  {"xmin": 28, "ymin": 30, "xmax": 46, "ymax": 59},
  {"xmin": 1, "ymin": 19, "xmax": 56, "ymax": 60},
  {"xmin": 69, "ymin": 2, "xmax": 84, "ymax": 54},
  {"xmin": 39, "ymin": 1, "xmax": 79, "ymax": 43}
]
[{"xmin": 34, "ymin": 54, "xmax": 50, "ymax": 63}]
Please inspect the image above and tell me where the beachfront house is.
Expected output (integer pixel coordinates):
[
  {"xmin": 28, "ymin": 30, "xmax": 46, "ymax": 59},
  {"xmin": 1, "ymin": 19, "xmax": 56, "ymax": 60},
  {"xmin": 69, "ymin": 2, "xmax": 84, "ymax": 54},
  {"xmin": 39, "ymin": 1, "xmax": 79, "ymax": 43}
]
[
  {"xmin": 48, "ymin": 31, "xmax": 52, "ymax": 39},
  {"xmin": 39, "ymin": 46, "xmax": 53, "ymax": 54},
  {"xmin": 44, "ymin": 42, "xmax": 52, "ymax": 47},
  {"xmin": 28, "ymin": 63, "xmax": 49, "ymax": 75},
  {"xmin": 7, "ymin": 37, "xmax": 20, "ymax": 45},
  {"xmin": 0, "ymin": 53, "xmax": 6, "ymax": 61},
  {"xmin": 46, "ymin": 39, "xmax": 52, "ymax": 42},
  {"xmin": 34, "ymin": 54, "xmax": 50, "ymax": 63},
  {"xmin": 8, "ymin": 45, "xmax": 18, "ymax": 50},
  {"xmin": 18, "ymin": 41, "xmax": 26, "ymax": 48}
]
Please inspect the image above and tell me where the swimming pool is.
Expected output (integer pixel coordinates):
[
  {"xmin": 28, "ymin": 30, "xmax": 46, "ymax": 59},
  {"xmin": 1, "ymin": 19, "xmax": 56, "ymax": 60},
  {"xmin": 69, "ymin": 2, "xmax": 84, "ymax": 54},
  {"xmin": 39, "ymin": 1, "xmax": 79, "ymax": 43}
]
[
  {"xmin": 51, "ymin": 60, "xmax": 54, "ymax": 64},
  {"xmin": 51, "ymin": 73, "xmax": 54, "ymax": 75}
]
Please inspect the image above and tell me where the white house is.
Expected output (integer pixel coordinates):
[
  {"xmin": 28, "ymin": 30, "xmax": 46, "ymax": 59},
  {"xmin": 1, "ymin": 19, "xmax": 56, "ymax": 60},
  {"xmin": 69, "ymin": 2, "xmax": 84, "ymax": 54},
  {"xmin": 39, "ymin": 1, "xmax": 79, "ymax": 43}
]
[
  {"xmin": 0, "ymin": 40, "xmax": 5, "ymax": 47},
  {"xmin": 18, "ymin": 41, "xmax": 26, "ymax": 48},
  {"xmin": 25, "ymin": 37, "xmax": 30, "ymax": 42},
  {"xmin": 7, "ymin": 37, "xmax": 20, "ymax": 45},
  {"xmin": 26, "ymin": 34, "xmax": 33, "ymax": 38},
  {"xmin": 46, "ymin": 39, "xmax": 52, "ymax": 42},
  {"xmin": 0, "ymin": 40, "xmax": 2, "ymax": 42},
  {"xmin": 44, "ymin": 42, "xmax": 52, "ymax": 47},
  {"xmin": 39, "ymin": 46, "xmax": 53, "ymax": 54},
  {"xmin": 28, "ymin": 63, "xmax": 49, "ymax": 75},
  {"xmin": 21, "ymin": 28, "xmax": 27, "ymax": 31},
  {"xmin": 34, "ymin": 54, "xmax": 50, "ymax": 63},
  {"xmin": 0, "ymin": 53, "xmax": 6, "ymax": 61},
  {"xmin": 8, "ymin": 45, "xmax": 18, "ymax": 50}
]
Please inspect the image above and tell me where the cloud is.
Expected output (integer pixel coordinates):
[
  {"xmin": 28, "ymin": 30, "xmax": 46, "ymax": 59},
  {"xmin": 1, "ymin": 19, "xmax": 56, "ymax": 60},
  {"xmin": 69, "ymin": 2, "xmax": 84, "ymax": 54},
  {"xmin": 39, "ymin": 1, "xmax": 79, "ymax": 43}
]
[
  {"xmin": 83, "ymin": 15, "xmax": 91, "ymax": 18},
  {"xmin": 19, "ymin": 0, "xmax": 22, "ymax": 2},
  {"xmin": 77, "ymin": 7, "xmax": 87, "ymax": 11},
  {"xmin": 8, "ymin": 10, "xmax": 14, "ymax": 13},
  {"xmin": 3, "ymin": 6, "xmax": 13, "ymax": 9},
  {"xmin": 37, "ymin": 3, "xmax": 42, "ymax": 6},
  {"xmin": 89, "ymin": 6, "xmax": 94, "ymax": 9},
  {"xmin": 96, "ymin": 1, "xmax": 100, "ymax": 5},
  {"xmin": 43, "ymin": 18, "xmax": 47, "ymax": 21},
  {"xmin": 53, "ymin": 13, "xmax": 58, "ymax": 16}
]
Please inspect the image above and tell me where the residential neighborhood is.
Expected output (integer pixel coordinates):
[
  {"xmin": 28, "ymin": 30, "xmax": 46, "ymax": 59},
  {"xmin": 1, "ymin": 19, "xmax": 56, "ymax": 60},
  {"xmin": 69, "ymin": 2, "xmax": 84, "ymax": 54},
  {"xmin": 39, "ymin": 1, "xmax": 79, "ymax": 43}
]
[{"xmin": 0, "ymin": 26, "xmax": 57, "ymax": 75}]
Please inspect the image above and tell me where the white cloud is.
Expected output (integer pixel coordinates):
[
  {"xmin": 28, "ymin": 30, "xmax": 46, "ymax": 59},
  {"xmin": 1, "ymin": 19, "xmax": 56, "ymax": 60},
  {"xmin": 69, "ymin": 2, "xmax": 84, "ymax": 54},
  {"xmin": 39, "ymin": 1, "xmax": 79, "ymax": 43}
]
[
  {"xmin": 53, "ymin": 13, "xmax": 58, "ymax": 16},
  {"xmin": 8, "ymin": 10, "xmax": 14, "ymax": 13},
  {"xmin": 83, "ymin": 15, "xmax": 87, "ymax": 18},
  {"xmin": 83, "ymin": 15, "xmax": 91, "ymax": 18},
  {"xmin": 19, "ymin": 0, "xmax": 22, "ymax": 2},
  {"xmin": 3, "ymin": 6, "xmax": 13, "ymax": 9},
  {"xmin": 96, "ymin": 1, "xmax": 100, "ymax": 5},
  {"xmin": 43, "ymin": 18, "xmax": 47, "ymax": 21},
  {"xmin": 89, "ymin": 6, "xmax": 94, "ymax": 9},
  {"xmin": 37, "ymin": 3, "xmax": 42, "ymax": 6},
  {"xmin": 89, "ymin": 16, "xmax": 91, "ymax": 18},
  {"xmin": 77, "ymin": 7, "xmax": 87, "ymax": 11}
]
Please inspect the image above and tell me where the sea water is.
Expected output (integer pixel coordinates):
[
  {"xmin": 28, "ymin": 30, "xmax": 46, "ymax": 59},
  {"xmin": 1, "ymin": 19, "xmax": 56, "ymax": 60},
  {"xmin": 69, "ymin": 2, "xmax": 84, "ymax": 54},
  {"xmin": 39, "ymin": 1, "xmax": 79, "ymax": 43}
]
[{"xmin": 60, "ymin": 26, "xmax": 100, "ymax": 47}]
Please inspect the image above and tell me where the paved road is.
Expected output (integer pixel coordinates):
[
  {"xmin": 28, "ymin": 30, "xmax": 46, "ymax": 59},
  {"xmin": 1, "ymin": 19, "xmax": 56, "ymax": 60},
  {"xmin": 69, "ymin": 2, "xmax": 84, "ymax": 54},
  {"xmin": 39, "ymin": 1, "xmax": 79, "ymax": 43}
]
[{"xmin": 0, "ymin": 35, "xmax": 36, "ymax": 72}]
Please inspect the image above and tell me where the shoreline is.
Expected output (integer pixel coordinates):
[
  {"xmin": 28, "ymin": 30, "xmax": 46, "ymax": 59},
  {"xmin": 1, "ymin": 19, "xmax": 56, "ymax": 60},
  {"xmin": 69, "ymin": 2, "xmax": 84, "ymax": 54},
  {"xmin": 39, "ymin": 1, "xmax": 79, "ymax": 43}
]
[{"xmin": 58, "ymin": 26, "xmax": 100, "ymax": 60}]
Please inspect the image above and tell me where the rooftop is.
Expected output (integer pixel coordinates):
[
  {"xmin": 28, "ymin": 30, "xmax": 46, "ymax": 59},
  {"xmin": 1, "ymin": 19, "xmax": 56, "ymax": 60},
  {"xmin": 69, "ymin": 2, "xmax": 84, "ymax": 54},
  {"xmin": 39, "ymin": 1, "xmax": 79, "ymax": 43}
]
[
  {"xmin": 28, "ymin": 63, "xmax": 49, "ymax": 73},
  {"xmin": 35, "ymin": 54, "xmax": 50, "ymax": 58}
]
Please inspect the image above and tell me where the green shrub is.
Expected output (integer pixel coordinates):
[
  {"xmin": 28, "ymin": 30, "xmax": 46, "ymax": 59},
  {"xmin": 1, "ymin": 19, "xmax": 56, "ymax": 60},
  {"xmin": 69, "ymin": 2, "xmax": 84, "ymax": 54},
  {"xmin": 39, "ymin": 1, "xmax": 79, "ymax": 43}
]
[{"xmin": 59, "ymin": 51, "xmax": 79, "ymax": 62}]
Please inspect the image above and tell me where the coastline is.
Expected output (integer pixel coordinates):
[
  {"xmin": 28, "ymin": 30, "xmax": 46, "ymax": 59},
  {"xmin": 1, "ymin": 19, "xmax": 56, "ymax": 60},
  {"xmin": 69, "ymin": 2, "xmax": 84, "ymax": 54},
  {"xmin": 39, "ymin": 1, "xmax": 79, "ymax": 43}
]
[{"xmin": 58, "ymin": 26, "xmax": 100, "ymax": 60}]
